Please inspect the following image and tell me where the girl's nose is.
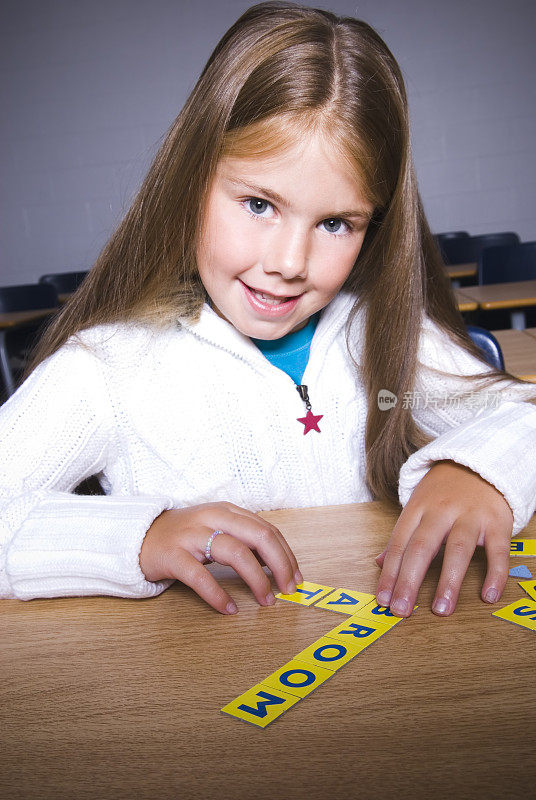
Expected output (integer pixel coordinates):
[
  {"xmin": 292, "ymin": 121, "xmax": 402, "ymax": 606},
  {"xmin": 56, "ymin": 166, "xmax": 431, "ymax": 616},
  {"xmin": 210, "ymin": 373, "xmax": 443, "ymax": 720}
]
[{"xmin": 262, "ymin": 225, "xmax": 309, "ymax": 280}]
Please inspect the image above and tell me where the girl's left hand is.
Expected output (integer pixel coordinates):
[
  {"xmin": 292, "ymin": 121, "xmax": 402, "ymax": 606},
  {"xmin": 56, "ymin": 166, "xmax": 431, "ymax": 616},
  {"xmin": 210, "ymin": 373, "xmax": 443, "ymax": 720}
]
[{"xmin": 375, "ymin": 460, "xmax": 514, "ymax": 617}]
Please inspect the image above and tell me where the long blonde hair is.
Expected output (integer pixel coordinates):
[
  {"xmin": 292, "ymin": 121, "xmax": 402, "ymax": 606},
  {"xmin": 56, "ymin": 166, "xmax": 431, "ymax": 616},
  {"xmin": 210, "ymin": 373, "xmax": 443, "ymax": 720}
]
[{"xmin": 27, "ymin": 1, "xmax": 534, "ymax": 504}]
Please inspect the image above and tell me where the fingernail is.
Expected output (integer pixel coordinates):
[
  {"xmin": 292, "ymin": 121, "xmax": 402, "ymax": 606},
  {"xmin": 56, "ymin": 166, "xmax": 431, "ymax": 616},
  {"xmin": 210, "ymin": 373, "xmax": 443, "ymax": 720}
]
[
  {"xmin": 294, "ymin": 570, "xmax": 304, "ymax": 585},
  {"xmin": 265, "ymin": 592, "xmax": 275, "ymax": 605},
  {"xmin": 391, "ymin": 598, "xmax": 410, "ymax": 616},
  {"xmin": 226, "ymin": 601, "xmax": 238, "ymax": 614},
  {"xmin": 286, "ymin": 582, "xmax": 296, "ymax": 595},
  {"xmin": 433, "ymin": 597, "xmax": 449, "ymax": 615},
  {"xmin": 485, "ymin": 588, "xmax": 498, "ymax": 603},
  {"xmin": 377, "ymin": 590, "xmax": 391, "ymax": 607}
]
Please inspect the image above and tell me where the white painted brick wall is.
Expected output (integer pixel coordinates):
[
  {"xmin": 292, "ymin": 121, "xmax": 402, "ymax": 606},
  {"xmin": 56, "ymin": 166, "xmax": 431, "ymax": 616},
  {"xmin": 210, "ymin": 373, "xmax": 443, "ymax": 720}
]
[{"xmin": 1, "ymin": 0, "xmax": 535, "ymax": 286}]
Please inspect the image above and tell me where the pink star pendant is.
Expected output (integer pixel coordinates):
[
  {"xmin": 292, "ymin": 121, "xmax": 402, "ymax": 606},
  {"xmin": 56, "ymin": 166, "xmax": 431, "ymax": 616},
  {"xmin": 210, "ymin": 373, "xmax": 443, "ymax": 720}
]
[{"xmin": 297, "ymin": 409, "xmax": 323, "ymax": 435}]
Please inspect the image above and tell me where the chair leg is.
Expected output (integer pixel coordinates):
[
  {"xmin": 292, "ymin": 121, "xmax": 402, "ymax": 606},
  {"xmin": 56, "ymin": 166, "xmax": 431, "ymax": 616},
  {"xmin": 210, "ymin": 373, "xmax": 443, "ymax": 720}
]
[
  {"xmin": 510, "ymin": 310, "xmax": 526, "ymax": 330},
  {"xmin": 0, "ymin": 330, "xmax": 16, "ymax": 397}
]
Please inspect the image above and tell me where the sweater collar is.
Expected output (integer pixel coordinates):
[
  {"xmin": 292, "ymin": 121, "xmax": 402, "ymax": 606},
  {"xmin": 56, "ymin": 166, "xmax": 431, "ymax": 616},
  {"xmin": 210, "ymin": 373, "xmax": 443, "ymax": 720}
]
[{"xmin": 179, "ymin": 291, "xmax": 364, "ymax": 366}]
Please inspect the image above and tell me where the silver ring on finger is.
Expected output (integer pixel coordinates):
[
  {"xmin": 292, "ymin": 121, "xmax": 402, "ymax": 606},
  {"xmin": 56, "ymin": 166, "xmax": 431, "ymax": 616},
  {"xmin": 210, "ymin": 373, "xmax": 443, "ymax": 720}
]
[{"xmin": 204, "ymin": 529, "xmax": 224, "ymax": 563}]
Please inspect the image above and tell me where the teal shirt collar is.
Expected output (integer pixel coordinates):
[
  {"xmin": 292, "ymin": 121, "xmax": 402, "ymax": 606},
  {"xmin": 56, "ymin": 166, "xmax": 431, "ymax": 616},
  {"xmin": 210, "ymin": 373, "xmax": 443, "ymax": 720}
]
[{"xmin": 251, "ymin": 313, "xmax": 320, "ymax": 356}]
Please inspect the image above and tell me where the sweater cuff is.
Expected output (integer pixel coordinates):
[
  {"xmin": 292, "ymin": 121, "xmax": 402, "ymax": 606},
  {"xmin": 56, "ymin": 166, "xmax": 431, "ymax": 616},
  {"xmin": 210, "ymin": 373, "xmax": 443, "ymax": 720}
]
[
  {"xmin": 4, "ymin": 494, "xmax": 175, "ymax": 600},
  {"xmin": 399, "ymin": 402, "xmax": 536, "ymax": 536}
]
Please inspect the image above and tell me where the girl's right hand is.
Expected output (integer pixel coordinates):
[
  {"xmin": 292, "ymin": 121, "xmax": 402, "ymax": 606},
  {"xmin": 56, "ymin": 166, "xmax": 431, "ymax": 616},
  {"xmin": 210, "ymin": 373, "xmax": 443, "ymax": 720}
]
[{"xmin": 139, "ymin": 502, "xmax": 303, "ymax": 614}]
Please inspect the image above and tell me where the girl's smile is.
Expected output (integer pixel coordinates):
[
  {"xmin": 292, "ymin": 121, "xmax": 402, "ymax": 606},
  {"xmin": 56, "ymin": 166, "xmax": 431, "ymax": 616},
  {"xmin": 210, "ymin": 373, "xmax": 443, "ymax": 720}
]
[
  {"xmin": 240, "ymin": 280, "xmax": 302, "ymax": 316},
  {"xmin": 196, "ymin": 132, "xmax": 373, "ymax": 339}
]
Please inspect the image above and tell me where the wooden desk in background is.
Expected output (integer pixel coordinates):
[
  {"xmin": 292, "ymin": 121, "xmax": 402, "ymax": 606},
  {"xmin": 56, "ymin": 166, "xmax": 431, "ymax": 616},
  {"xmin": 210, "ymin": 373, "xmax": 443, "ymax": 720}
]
[
  {"xmin": 456, "ymin": 280, "xmax": 536, "ymax": 328},
  {"xmin": 0, "ymin": 308, "xmax": 58, "ymax": 330},
  {"xmin": 454, "ymin": 288, "xmax": 478, "ymax": 312},
  {"xmin": 492, "ymin": 328, "xmax": 536, "ymax": 381},
  {"xmin": 0, "ymin": 294, "xmax": 69, "ymax": 331},
  {"xmin": 445, "ymin": 262, "xmax": 477, "ymax": 280},
  {"xmin": 0, "ymin": 308, "xmax": 59, "ymax": 397},
  {"xmin": 2, "ymin": 501, "xmax": 535, "ymax": 800},
  {"xmin": 461, "ymin": 279, "xmax": 536, "ymax": 311}
]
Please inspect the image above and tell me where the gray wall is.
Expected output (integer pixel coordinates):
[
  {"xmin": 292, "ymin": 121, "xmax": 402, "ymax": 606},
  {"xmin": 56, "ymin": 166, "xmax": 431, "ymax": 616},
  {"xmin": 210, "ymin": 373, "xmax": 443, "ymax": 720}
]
[{"xmin": 1, "ymin": 0, "xmax": 535, "ymax": 286}]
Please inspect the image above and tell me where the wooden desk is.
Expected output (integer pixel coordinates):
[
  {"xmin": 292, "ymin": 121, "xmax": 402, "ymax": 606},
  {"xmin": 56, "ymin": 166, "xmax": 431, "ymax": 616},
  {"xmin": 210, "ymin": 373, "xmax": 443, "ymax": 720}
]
[
  {"xmin": 454, "ymin": 288, "xmax": 478, "ymax": 312},
  {"xmin": 0, "ymin": 308, "xmax": 59, "ymax": 397},
  {"xmin": 0, "ymin": 308, "xmax": 58, "ymax": 330},
  {"xmin": 446, "ymin": 262, "xmax": 477, "ymax": 280},
  {"xmin": 461, "ymin": 279, "xmax": 536, "ymax": 310},
  {"xmin": 2, "ymin": 502, "xmax": 535, "ymax": 800},
  {"xmin": 492, "ymin": 328, "xmax": 536, "ymax": 381}
]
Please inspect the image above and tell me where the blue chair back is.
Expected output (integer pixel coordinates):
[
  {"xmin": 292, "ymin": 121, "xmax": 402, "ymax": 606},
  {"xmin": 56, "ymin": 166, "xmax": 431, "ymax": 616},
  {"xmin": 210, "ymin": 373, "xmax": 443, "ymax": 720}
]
[
  {"xmin": 436, "ymin": 235, "xmax": 473, "ymax": 264},
  {"xmin": 472, "ymin": 232, "xmax": 520, "ymax": 251},
  {"xmin": 439, "ymin": 231, "xmax": 520, "ymax": 266},
  {"xmin": 39, "ymin": 271, "xmax": 88, "ymax": 293},
  {"xmin": 438, "ymin": 236, "xmax": 476, "ymax": 265},
  {"xmin": 0, "ymin": 283, "xmax": 58, "ymax": 313},
  {"xmin": 467, "ymin": 325, "xmax": 504, "ymax": 370},
  {"xmin": 478, "ymin": 241, "xmax": 536, "ymax": 284},
  {"xmin": 435, "ymin": 231, "xmax": 470, "ymax": 242}
]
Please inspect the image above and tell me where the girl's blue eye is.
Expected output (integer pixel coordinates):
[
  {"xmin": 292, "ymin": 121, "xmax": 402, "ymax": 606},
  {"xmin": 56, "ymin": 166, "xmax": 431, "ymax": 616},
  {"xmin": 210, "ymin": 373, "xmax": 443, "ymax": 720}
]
[
  {"xmin": 248, "ymin": 198, "xmax": 270, "ymax": 215},
  {"xmin": 322, "ymin": 217, "xmax": 346, "ymax": 234}
]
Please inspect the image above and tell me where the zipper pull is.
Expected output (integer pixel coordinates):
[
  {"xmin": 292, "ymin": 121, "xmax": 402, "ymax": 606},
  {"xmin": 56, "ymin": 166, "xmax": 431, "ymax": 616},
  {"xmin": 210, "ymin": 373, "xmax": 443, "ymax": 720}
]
[
  {"xmin": 296, "ymin": 384, "xmax": 323, "ymax": 434},
  {"xmin": 296, "ymin": 384, "xmax": 312, "ymax": 410}
]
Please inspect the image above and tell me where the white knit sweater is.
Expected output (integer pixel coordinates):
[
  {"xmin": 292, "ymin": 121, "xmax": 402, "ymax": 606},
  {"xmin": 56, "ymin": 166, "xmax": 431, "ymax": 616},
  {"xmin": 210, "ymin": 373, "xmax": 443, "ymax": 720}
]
[{"xmin": 1, "ymin": 291, "xmax": 536, "ymax": 600}]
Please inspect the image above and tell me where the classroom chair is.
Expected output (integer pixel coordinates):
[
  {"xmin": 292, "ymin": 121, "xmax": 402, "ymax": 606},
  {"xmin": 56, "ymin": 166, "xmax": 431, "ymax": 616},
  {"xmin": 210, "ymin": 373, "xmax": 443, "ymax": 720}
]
[
  {"xmin": 39, "ymin": 270, "xmax": 88, "ymax": 294},
  {"xmin": 478, "ymin": 241, "xmax": 536, "ymax": 329},
  {"xmin": 472, "ymin": 232, "xmax": 520, "ymax": 254},
  {"xmin": 0, "ymin": 282, "xmax": 59, "ymax": 400},
  {"xmin": 0, "ymin": 282, "xmax": 58, "ymax": 314},
  {"xmin": 478, "ymin": 241, "xmax": 536, "ymax": 284},
  {"xmin": 435, "ymin": 231, "xmax": 470, "ymax": 242},
  {"xmin": 437, "ymin": 236, "xmax": 475, "ymax": 265},
  {"xmin": 435, "ymin": 233, "xmax": 471, "ymax": 265},
  {"xmin": 439, "ymin": 231, "xmax": 520, "ymax": 266},
  {"xmin": 466, "ymin": 325, "xmax": 504, "ymax": 371}
]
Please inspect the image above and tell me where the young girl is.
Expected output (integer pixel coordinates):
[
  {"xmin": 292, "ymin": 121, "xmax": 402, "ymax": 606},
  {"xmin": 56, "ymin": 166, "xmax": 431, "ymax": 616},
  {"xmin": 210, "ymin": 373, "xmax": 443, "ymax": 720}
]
[{"xmin": 2, "ymin": 1, "xmax": 536, "ymax": 618}]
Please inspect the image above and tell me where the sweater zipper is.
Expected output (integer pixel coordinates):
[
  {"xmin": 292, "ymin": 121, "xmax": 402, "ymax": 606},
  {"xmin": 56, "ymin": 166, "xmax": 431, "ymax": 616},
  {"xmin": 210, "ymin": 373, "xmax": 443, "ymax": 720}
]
[{"xmin": 295, "ymin": 384, "xmax": 323, "ymax": 434}]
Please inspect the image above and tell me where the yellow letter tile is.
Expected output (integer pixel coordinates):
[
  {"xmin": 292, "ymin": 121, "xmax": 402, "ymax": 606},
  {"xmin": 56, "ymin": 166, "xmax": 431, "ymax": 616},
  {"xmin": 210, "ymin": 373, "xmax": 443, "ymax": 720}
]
[
  {"xmin": 314, "ymin": 588, "xmax": 375, "ymax": 615},
  {"xmin": 324, "ymin": 615, "xmax": 392, "ymax": 653},
  {"xmin": 275, "ymin": 580, "xmax": 335, "ymax": 606},
  {"xmin": 354, "ymin": 600, "xmax": 408, "ymax": 626},
  {"xmin": 492, "ymin": 598, "xmax": 536, "ymax": 632},
  {"xmin": 260, "ymin": 658, "xmax": 334, "ymax": 699},
  {"xmin": 221, "ymin": 682, "xmax": 300, "ymax": 728},
  {"xmin": 295, "ymin": 635, "xmax": 367, "ymax": 672},
  {"xmin": 519, "ymin": 580, "xmax": 536, "ymax": 601},
  {"xmin": 510, "ymin": 539, "xmax": 536, "ymax": 556}
]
